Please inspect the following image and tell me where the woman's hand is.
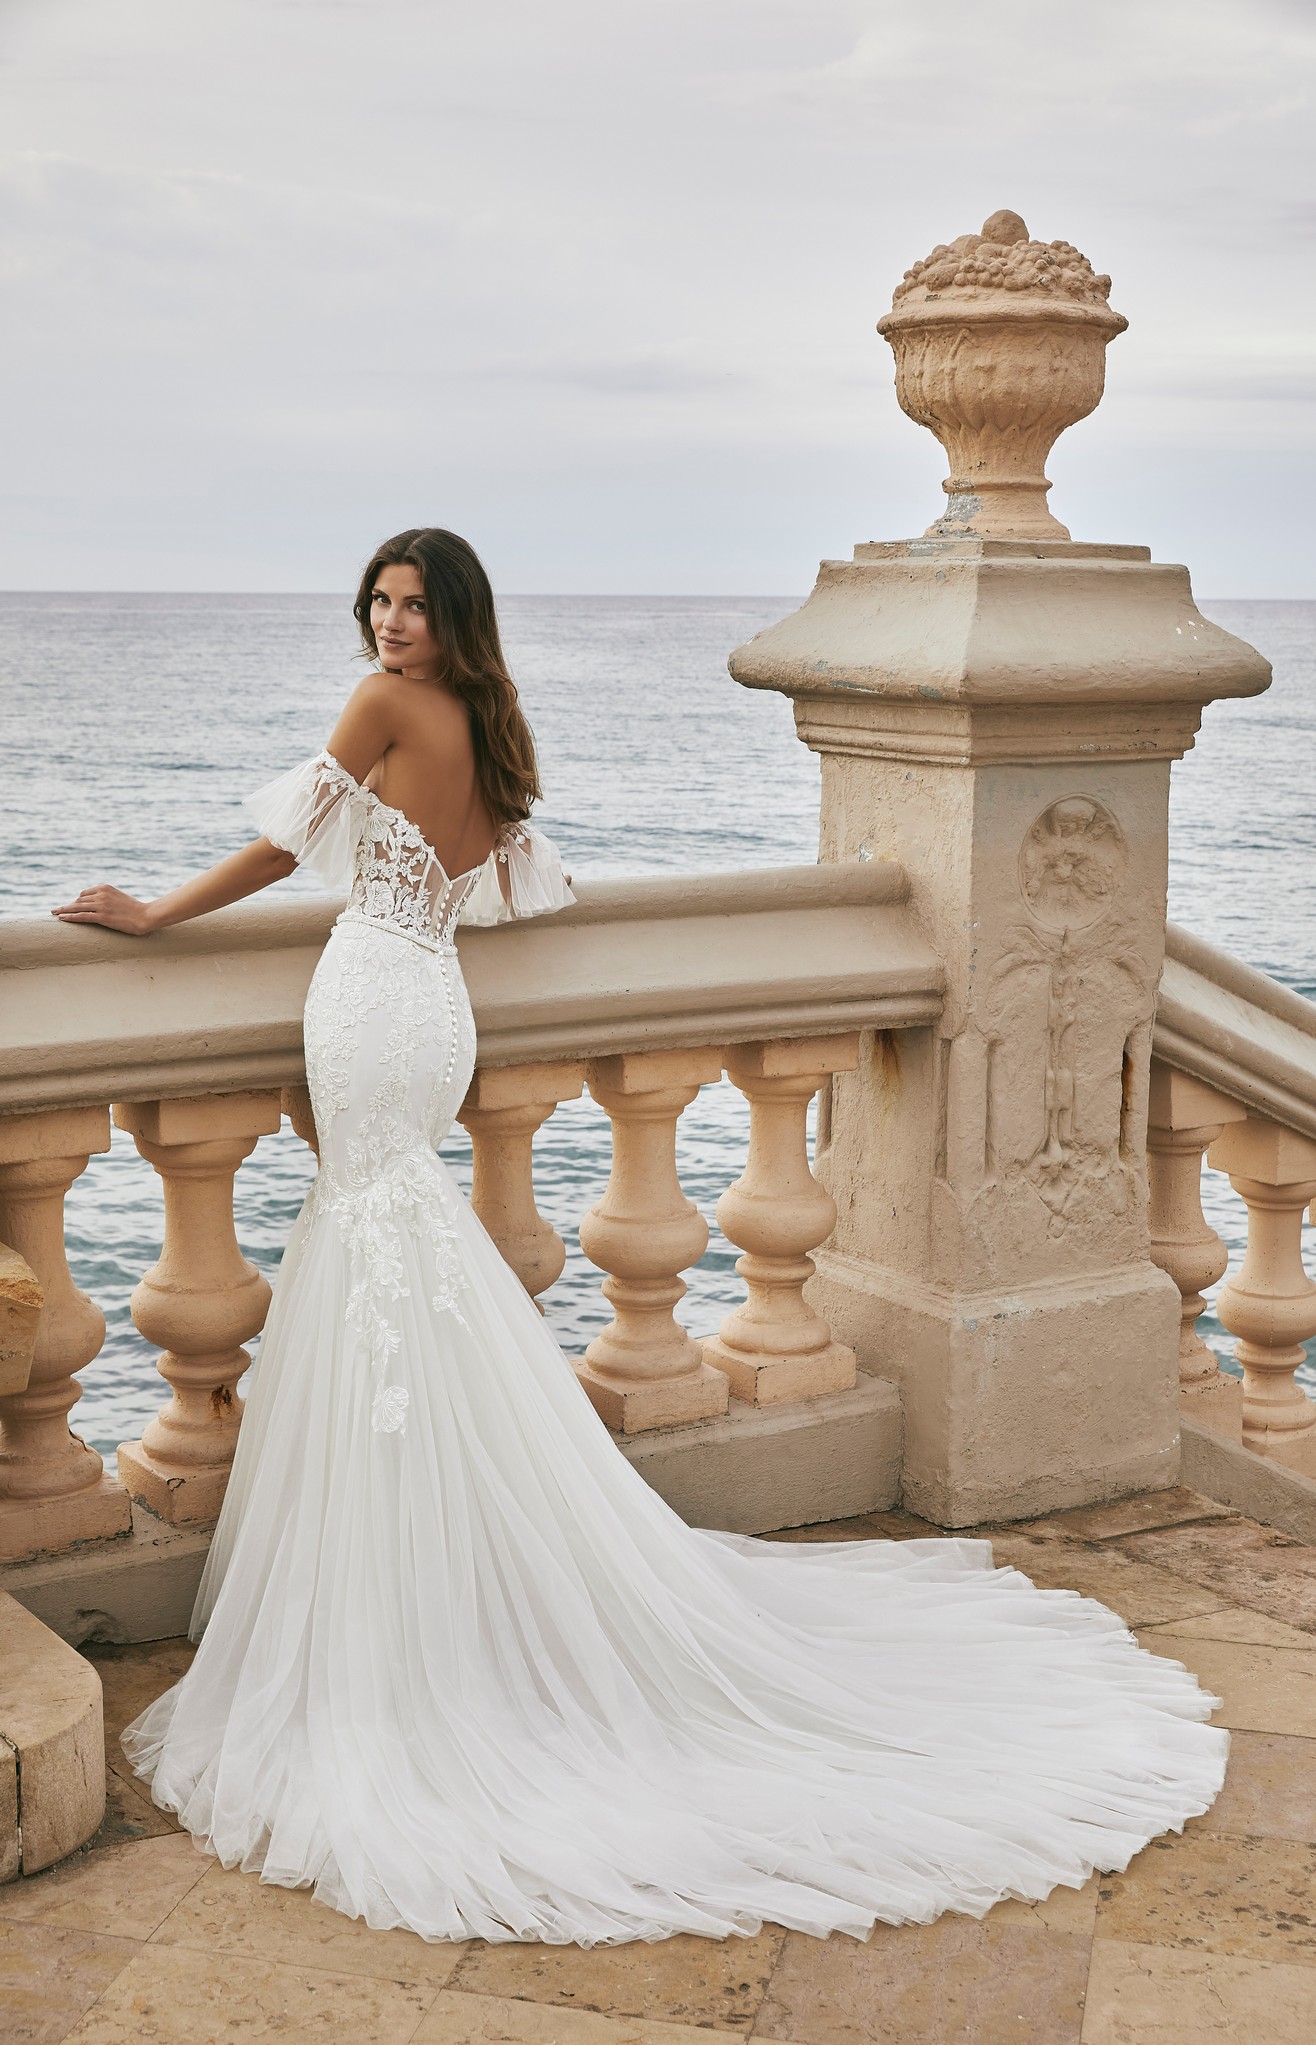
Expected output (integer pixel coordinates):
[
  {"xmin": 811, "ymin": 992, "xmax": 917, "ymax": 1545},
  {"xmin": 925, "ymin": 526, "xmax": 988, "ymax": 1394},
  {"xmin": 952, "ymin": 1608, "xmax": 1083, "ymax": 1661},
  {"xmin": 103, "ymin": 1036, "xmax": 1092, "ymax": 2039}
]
[
  {"xmin": 51, "ymin": 885, "xmax": 160, "ymax": 935},
  {"xmin": 51, "ymin": 840, "xmax": 297, "ymax": 937}
]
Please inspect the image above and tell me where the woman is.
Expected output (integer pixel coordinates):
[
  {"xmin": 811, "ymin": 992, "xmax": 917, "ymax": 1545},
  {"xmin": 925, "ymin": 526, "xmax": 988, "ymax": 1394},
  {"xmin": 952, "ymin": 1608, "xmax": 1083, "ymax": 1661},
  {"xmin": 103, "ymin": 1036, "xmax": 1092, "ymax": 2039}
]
[{"xmin": 54, "ymin": 528, "xmax": 1227, "ymax": 1949}]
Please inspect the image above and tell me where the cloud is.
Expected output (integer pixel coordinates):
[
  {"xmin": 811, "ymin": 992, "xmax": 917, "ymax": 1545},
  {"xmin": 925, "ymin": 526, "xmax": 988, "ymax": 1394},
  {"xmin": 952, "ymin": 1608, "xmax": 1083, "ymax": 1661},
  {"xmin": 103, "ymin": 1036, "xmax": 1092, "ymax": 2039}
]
[{"xmin": 0, "ymin": 0, "xmax": 1312, "ymax": 592}]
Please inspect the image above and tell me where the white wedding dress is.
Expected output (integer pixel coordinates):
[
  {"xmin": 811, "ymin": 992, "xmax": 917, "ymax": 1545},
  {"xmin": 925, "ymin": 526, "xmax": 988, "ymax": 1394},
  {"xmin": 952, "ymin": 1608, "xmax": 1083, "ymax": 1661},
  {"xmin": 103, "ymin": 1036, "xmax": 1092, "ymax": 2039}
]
[{"xmin": 123, "ymin": 748, "xmax": 1228, "ymax": 1947}]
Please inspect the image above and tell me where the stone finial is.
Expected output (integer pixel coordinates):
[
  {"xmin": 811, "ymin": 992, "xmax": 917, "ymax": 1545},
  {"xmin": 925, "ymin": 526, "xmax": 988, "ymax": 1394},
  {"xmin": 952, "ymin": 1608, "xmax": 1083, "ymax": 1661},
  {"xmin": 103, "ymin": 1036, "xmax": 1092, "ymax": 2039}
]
[{"xmin": 877, "ymin": 211, "xmax": 1127, "ymax": 541}]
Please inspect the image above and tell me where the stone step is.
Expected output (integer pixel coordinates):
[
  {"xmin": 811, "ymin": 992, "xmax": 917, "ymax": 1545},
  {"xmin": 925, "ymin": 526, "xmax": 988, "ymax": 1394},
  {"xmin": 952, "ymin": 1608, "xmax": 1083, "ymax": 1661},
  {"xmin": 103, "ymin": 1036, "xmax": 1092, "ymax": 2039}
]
[{"xmin": 0, "ymin": 1589, "xmax": 104, "ymax": 1879}]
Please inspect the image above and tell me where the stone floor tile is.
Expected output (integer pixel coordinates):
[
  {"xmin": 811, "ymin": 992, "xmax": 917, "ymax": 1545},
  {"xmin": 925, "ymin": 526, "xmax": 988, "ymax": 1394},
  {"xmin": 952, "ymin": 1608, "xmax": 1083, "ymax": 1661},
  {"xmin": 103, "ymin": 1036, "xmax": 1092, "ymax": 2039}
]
[
  {"xmin": 1117, "ymin": 1518, "xmax": 1316, "ymax": 1632},
  {"xmin": 417, "ymin": 1987, "xmax": 743, "ymax": 2042},
  {"xmin": 56, "ymin": 1942, "xmax": 436, "ymax": 2043},
  {"xmin": 1081, "ymin": 1939, "xmax": 1316, "ymax": 2043},
  {"xmin": 1141, "ymin": 1604, "xmax": 1316, "ymax": 1650},
  {"xmin": 753, "ymin": 1909, "xmax": 1093, "ymax": 2045},
  {"xmin": 151, "ymin": 1861, "xmax": 467, "ymax": 1985},
  {"xmin": 451, "ymin": 1924, "xmax": 784, "ymax": 2031},
  {"xmin": 1022, "ymin": 1488, "xmax": 1236, "ymax": 1545},
  {"xmin": 1131, "ymin": 1629, "xmax": 1316, "ymax": 1735},
  {"xmin": 88, "ymin": 1763, "xmax": 178, "ymax": 1852},
  {"xmin": 1193, "ymin": 1731, "xmax": 1316, "ymax": 1843},
  {"xmin": 0, "ymin": 1834, "xmax": 210, "ymax": 1940},
  {"xmin": 761, "ymin": 1521, "xmax": 885, "ymax": 1544},
  {"xmin": 0, "ymin": 1920, "xmax": 138, "ymax": 2045},
  {"xmin": 1093, "ymin": 1829, "xmax": 1316, "ymax": 1967},
  {"xmin": 84, "ymin": 1639, "xmax": 195, "ymax": 1758},
  {"xmin": 987, "ymin": 1534, "xmax": 1233, "ymax": 1628}
]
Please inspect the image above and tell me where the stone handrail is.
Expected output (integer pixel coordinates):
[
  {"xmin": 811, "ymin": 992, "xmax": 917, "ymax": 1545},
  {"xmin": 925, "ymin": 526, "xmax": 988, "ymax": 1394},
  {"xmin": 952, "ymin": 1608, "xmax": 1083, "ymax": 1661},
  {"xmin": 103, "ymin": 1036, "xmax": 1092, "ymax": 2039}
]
[
  {"xmin": 0, "ymin": 865, "xmax": 943, "ymax": 1112},
  {"xmin": 1149, "ymin": 929, "xmax": 1316, "ymax": 1482},
  {"xmin": 0, "ymin": 867, "xmax": 942, "ymax": 1566},
  {"xmin": 1155, "ymin": 922, "xmax": 1316, "ymax": 1140}
]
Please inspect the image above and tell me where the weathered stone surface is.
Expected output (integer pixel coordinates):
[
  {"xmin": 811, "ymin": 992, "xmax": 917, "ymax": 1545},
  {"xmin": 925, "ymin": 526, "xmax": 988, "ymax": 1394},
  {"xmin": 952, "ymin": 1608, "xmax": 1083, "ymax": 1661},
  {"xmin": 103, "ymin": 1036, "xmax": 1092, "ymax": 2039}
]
[
  {"xmin": 755, "ymin": 1884, "xmax": 1095, "ymax": 2045},
  {"xmin": 1083, "ymin": 1940, "xmax": 1316, "ymax": 2043},
  {"xmin": 49, "ymin": 1942, "xmax": 434, "ymax": 2043},
  {"xmin": 0, "ymin": 1240, "xmax": 41, "ymax": 1400},
  {"xmin": 0, "ymin": 1592, "xmax": 104, "ymax": 1876},
  {"xmin": 986, "ymin": 1532, "xmax": 1232, "ymax": 1628},
  {"xmin": 0, "ymin": 1834, "xmax": 207, "ymax": 1939},
  {"xmin": 1025, "ymin": 1486, "xmax": 1236, "ymax": 1544},
  {"xmin": 1119, "ymin": 1517, "xmax": 1316, "ymax": 1632},
  {"xmin": 0, "ymin": 1738, "xmax": 16, "ymax": 1887},
  {"xmin": 415, "ymin": 1994, "xmax": 741, "ymax": 2044},
  {"xmin": 1094, "ymin": 1831, "xmax": 1316, "ymax": 1967},
  {"xmin": 452, "ymin": 1923, "xmax": 785, "ymax": 2029},
  {"xmin": 1196, "ymin": 1731, "xmax": 1316, "ymax": 1845},
  {"xmin": 617, "ymin": 1371, "xmax": 900, "ymax": 1533},
  {"xmin": 0, "ymin": 1920, "xmax": 137, "ymax": 2045},
  {"xmin": 877, "ymin": 210, "xmax": 1126, "ymax": 543},
  {"xmin": 153, "ymin": 1863, "xmax": 465, "ymax": 1986},
  {"xmin": 1132, "ymin": 1628, "xmax": 1316, "ymax": 1736}
]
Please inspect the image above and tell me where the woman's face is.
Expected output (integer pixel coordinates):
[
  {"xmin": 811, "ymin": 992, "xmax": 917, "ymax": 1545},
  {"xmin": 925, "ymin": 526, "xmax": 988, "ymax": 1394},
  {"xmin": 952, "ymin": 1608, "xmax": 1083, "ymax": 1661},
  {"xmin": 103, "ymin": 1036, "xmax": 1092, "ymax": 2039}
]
[{"xmin": 371, "ymin": 563, "xmax": 440, "ymax": 678}]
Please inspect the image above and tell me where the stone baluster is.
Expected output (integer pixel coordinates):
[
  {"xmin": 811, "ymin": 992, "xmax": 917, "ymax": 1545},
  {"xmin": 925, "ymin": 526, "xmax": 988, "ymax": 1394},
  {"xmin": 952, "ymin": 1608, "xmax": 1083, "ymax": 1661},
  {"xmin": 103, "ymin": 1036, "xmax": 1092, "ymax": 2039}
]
[
  {"xmin": 1208, "ymin": 1118, "xmax": 1316, "ymax": 1474},
  {"xmin": 115, "ymin": 1092, "xmax": 282, "ymax": 1523},
  {"xmin": 576, "ymin": 1048, "xmax": 729, "ymax": 1433},
  {"xmin": 0, "ymin": 1241, "xmax": 42, "ymax": 1400},
  {"xmin": 281, "ymin": 1083, "xmax": 320, "ymax": 1160},
  {"xmin": 1145, "ymin": 1062, "xmax": 1247, "ymax": 1439},
  {"xmin": 457, "ymin": 1062, "xmax": 585, "ymax": 1306},
  {"xmin": 702, "ymin": 1036, "xmax": 861, "ymax": 1405},
  {"xmin": 0, "ymin": 1107, "xmax": 131, "ymax": 1561}
]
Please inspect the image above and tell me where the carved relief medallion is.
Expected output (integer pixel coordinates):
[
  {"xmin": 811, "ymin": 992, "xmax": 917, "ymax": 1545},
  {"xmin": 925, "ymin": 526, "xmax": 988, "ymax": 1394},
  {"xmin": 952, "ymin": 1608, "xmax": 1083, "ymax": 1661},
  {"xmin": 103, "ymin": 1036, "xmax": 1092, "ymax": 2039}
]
[{"xmin": 1018, "ymin": 797, "xmax": 1126, "ymax": 931}]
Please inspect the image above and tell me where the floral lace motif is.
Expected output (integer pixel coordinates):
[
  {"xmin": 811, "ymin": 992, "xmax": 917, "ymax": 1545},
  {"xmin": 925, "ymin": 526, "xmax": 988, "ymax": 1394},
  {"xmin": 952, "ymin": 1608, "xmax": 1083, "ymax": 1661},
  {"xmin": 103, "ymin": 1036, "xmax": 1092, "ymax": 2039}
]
[
  {"xmin": 295, "ymin": 751, "xmax": 494, "ymax": 949},
  {"xmin": 303, "ymin": 905, "xmax": 476, "ymax": 1438}
]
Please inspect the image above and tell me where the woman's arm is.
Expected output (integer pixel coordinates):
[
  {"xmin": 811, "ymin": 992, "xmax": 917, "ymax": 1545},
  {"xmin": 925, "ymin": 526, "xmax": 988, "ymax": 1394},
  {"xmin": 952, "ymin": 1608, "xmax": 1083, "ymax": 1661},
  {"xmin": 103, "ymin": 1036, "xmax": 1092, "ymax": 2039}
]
[
  {"xmin": 51, "ymin": 678, "xmax": 404, "ymax": 938},
  {"xmin": 52, "ymin": 838, "xmax": 298, "ymax": 936}
]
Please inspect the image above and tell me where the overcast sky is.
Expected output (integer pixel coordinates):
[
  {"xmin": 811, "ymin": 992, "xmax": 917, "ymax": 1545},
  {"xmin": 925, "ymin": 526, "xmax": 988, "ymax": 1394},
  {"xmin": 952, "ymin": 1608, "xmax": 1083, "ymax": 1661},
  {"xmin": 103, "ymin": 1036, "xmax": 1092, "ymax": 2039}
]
[{"xmin": 1, "ymin": 0, "xmax": 1313, "ymax": 594}]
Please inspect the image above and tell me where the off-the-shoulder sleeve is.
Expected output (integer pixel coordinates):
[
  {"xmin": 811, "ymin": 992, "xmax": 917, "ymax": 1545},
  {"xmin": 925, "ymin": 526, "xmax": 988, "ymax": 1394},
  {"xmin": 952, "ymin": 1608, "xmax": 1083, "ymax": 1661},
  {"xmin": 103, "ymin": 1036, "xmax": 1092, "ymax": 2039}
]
[
  {"xmin": 458, "ymin": 822, "xmax": 576, "ymax": 927},
  {"xmin": 242, "ymin": 750, "xmax": 364, "ymax": 891}
]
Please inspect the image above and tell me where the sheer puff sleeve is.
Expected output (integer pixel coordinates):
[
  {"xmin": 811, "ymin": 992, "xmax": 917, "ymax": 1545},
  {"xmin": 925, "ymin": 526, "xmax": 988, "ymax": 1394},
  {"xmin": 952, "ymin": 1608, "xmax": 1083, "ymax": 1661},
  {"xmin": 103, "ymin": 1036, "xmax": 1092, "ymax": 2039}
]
[
  {"xmin": 459, "ymin": 822, "xmax": 576, "ymax": 927},
  {"xmin": 242, "ymin": 751, "xmax": 365, "ymax": 891}
]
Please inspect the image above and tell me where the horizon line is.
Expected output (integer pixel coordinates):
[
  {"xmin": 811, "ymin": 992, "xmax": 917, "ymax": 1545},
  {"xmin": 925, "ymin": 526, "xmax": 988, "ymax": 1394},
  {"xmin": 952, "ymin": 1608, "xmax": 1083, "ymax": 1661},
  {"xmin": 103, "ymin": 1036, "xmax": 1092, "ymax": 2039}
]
[{"xmin": 0, "ymin": 588, "xmax": 1308, "ymax": 604}]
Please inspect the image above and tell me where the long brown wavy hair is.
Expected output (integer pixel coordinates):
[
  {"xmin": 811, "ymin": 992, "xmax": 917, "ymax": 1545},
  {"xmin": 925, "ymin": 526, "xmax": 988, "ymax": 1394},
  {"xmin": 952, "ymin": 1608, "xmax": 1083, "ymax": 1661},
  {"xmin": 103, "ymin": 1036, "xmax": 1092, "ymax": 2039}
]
[{"xmin": 353, "ymin": 528, "xmax": 542, "ymax": 829}]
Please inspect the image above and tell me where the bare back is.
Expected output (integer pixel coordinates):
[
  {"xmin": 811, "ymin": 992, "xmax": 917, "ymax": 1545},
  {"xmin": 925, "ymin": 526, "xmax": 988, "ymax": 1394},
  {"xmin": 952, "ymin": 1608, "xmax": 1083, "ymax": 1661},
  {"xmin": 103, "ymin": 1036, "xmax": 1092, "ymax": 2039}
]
[{"xmin": 327, "ymin": 672, "xmax": 502, "ymax": 882}]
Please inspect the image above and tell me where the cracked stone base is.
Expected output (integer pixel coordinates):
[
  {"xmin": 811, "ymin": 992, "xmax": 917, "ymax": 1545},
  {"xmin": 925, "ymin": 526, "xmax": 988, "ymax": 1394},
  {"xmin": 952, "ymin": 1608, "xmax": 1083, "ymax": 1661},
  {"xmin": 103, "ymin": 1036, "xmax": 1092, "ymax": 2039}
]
[
  {"xmin": 573, "ymin": 1358, "xmax": 730, "ymax": 1434},
  {"xmin": 116, "ymin": 1442, "xmax": 232, "ymax": 1526},
  {"xmin": 699, "ymin": 1334, "xmax": 857, "ymax": 1407},
  {"xmin": 0, "ymin": 1472, "xmax": 132, "ymax": 1564}
]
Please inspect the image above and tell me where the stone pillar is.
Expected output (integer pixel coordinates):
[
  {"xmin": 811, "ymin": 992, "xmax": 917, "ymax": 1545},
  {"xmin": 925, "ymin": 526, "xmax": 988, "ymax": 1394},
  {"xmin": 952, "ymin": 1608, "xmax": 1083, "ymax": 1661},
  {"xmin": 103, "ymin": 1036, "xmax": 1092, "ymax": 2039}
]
[
  {"xmin": 458, "ymin": 1062, "xmax": 585, "ymax": 1305},
  {"xmin": 729, "ymin": 210, "xmax": 1271, "ymax": 1524},
  {"xmin": 1146, "ymin": 1063, "xmax": 1247, "ymax": 1439},
  {"xmin": 1208, "ymin": 1119, "xmax": 1316, "ymax": 1475},
  {"xmin": 702, "ymin": 1035, "xmax": 860, "ymax": 1405},
  {"xmin": 576, "ymin": 1048, "xmax": 729, "ymax": 1433},
  {"xmin": 115, "ymin": 1092, "xmax": 282, "ymax": 1524},
  {"xmin": 0, "ymin": 1107, "xmax": 130, "ymax": 1560}
]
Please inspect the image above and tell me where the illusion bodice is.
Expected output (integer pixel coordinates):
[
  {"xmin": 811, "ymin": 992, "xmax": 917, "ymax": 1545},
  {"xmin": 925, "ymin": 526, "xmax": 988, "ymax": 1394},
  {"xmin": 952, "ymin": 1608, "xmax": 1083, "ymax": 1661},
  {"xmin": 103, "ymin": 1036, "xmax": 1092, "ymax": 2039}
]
[{"xmin": 244, "ymin": 748, "xmax": 575, "ymax": 949}]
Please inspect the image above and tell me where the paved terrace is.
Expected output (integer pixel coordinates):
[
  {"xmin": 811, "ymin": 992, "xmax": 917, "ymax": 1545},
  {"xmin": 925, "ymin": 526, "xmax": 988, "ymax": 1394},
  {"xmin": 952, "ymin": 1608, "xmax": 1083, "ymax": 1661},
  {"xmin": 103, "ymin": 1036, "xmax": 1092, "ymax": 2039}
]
[{"xmin": 4, "ymin": 1486, "xmax": 1316, "ymax": 2045}]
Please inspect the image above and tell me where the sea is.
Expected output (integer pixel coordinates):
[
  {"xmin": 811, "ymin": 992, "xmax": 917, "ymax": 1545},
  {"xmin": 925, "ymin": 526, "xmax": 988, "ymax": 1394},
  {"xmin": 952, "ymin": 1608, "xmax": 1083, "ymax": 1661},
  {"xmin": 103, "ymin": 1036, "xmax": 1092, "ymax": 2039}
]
[{"xmin": 2, "ymin": 592, "xmax": 1314, "ymax": 1455}]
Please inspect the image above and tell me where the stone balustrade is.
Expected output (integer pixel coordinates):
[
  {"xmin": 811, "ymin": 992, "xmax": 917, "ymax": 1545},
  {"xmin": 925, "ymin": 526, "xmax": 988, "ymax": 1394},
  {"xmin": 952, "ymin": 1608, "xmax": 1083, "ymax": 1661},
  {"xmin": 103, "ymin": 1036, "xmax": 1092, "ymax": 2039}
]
[
  {"xmin": 1148, "ymin": 926, "xmax": 1316, "ymax": 1478},
  {"xmin": 0, "ymin": 866, "xmax": 942, "ymax": 1569}
]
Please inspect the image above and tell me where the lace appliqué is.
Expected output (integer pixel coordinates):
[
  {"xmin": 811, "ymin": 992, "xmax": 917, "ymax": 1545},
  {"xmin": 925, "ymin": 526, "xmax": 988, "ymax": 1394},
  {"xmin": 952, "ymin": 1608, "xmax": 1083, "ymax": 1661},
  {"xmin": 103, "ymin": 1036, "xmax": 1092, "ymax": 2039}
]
[{"xmin": 303, "ymin": 923, "xmax": 473, "ymax": 1438}]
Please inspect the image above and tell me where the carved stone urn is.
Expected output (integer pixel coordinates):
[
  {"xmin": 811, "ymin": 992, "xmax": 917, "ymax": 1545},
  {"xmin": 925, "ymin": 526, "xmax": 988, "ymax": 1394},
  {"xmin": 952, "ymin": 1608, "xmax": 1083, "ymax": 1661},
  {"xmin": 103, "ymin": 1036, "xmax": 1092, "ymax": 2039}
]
[{"xmin": 876, "ymin": 209, "xmax": 1127, "ymax": 540}]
